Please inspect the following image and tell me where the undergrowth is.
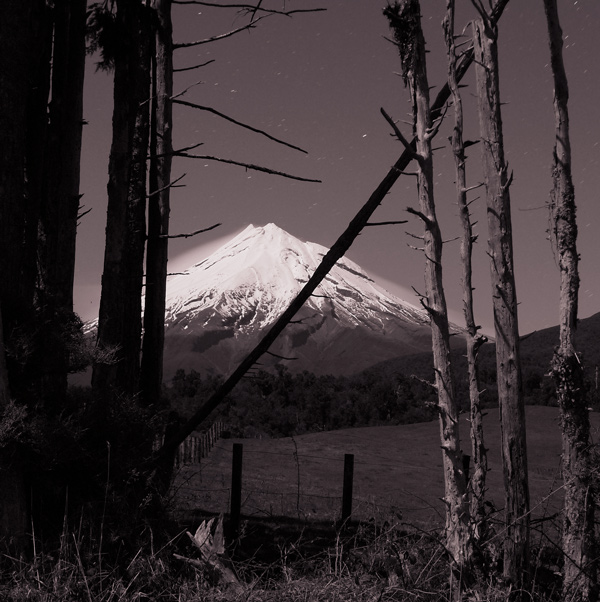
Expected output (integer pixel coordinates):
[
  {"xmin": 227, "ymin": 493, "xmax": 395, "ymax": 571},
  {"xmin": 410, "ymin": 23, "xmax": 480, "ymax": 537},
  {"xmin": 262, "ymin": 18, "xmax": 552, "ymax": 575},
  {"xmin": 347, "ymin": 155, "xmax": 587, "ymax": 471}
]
[{"xmin": 0, "ymin": 512, "xmax": 566, "ymax": 601}]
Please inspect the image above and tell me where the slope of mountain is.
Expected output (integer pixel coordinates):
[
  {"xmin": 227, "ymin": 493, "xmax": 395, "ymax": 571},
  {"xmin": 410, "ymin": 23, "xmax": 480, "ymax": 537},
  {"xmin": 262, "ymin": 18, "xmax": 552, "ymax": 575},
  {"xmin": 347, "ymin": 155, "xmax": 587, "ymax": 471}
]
[{"xmin": 162, "ymin": 223, "xmax": 459, "ymax": 378}]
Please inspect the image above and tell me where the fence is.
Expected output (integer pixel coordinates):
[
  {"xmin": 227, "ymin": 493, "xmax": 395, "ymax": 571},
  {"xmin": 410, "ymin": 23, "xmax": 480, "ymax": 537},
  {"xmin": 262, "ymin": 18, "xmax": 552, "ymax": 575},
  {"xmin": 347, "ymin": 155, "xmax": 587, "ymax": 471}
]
[
  {"xmin": 154, "ymin": 421, "xmax": 223, "ymax": 467},
  {"xmin": 169, "ymin": 410, "xmax": 572, "ymax": 530},
  {"xmin": 170, "ymin": 438, "xmax": 452, "ymax": 527}
]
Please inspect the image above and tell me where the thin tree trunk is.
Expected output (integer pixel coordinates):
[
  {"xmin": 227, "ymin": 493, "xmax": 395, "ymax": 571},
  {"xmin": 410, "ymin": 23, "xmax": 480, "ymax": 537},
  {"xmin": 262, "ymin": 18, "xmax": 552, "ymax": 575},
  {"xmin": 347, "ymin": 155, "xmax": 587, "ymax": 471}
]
[
  {"xmin": 444, "ymin": 0, "xmax": 488, "ymax": 541},
  {"xmin": 141, "ymin": 0, "xmax": 173, "ymax": 407},
  {"xmin": 473, "ymin": 12, "xmax": 529, "ymax": 585},
  {"xmin": 385, "ymin": 0, "xmax": 470, "ymax": 572},
  {"xmin": 93, "ymin": 0, "xmax": 151, "ymax": 401},
  {"xmin": 543, "ymin": 1, "xmax": 597, "ymax": 599}
]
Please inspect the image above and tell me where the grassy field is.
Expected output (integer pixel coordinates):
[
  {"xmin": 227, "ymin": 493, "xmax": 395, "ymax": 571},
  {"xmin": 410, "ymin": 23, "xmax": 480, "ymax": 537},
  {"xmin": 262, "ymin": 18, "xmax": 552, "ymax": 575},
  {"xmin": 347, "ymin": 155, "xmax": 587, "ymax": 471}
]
[{"xmin": 171, "ymin": 406, "xmax": 600, "ymax": 529}]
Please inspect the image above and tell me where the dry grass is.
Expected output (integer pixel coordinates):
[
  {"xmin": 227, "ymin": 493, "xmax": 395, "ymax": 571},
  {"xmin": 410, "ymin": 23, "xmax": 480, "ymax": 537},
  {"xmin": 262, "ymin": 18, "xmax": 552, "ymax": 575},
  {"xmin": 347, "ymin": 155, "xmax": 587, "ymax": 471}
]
[{"xmin": 0, "ymin": 513, "xmax": 567, "ymax": 601}]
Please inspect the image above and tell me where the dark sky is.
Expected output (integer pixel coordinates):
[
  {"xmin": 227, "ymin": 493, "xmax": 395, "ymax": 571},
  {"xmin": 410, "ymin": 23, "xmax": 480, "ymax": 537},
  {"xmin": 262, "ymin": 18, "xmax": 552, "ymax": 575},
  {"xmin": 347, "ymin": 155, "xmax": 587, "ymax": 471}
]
[{"xmin": 76, "ymin": 1, "xmax": 600, "ymax": 336}]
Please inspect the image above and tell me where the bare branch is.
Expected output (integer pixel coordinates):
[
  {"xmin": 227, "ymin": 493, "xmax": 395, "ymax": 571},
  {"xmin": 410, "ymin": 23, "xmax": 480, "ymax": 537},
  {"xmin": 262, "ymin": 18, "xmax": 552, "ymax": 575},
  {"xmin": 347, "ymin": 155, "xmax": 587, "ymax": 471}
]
[
  {"xmin": 406, "ymin": 206, "xmax": 433, "ymax": 229},
  {"xmin": 173, "ymin": 59, "xmax": 215, "ymax": 73},
  {"xmin": 174, "ymin": 15, "xmax": 268, "ymax": 48},
  {"xmin": 150, "ymin": 142, "xmax": 203, "ymax": 160},
  {"xmin": 172, "ymin": 0, "xmax": 326, "ymax": 17},
  {"xmin": 176, "ymin": 153, "xmax": 321, "ymax": 182},
  {"xmin": 173, "ymin": 99, "xmax": 308, "ymax": 154},
  {"xmin": 148, "ymin": 173, "xmax": 187, "ymax": 199},
  {"xmin": 160, "ymin": 223, "xmax": 221, "ymax": 239},
  {"xmin": 171, "ymin": 80, "xmax": 203, "ymax": 101},
  {"xmin": 405, "ymin": 230, "xmax": 425, "ymax": 241},
  {"xmin": 462, "ymin": 182, "xmax": 484, "ymax": 193},
  {"xmin": 77, "ymin": 206, "xmax": 92, "ymax": 221},
  {"xmin": 365, "ymin": 220, "xmax": 408, "ymax": 227},
  {"xmin": 380, "ymin": 108, "xmax": 420, "ymax": 161}
]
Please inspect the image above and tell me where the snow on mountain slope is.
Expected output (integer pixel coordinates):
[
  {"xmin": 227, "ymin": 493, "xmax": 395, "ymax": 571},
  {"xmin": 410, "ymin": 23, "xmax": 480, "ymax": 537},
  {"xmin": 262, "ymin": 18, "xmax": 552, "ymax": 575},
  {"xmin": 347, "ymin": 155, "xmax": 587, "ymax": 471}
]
[{"xmin": 161, "ymin": 223, "xmax": 456, "ymax": 378}]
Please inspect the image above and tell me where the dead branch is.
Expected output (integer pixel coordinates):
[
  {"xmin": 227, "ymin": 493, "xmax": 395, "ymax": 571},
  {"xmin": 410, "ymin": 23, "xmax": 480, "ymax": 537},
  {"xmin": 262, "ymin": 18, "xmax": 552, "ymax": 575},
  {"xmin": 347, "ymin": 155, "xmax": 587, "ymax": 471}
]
[
  {"xmin": 380, "ymin": 108, "xmax": 421, "ymax": 161},
  {"xmin": 148, "ymin": 174, "xmax": 186, "ymax": 198},
  {"xmin": 173, "ymin": 99, "xmax": 307, "ymax": 154},
  {"xmin": 365, "ymin": 220, "xmax": 408, "ymax": 226},
  {"xmin": 160, "ymin": 223, "xmax": 221, "ymax": 239},
  {"xmin": 175, "ymin": 152, "xmax": 321, "ymax": 182},
  {"xmin": 173, "ymin": 59, "xmax": 215, "ymax": 73},
  {"xmin": 174, "ymin": 16, "xmax": 268, "ymax": 48},
  {"xmin": 172, "ymin": 1, "xmax": 326, "ymax": 18},
  {"xmin": 77, "ymin": 207, "xmax": 92, "ymax": 221},
  {"xmin": 171, "ymin": 80, "xmax": 203, "ymax": 101},
  {"xmin": 406, "ymin": 206, "xmax": 433, "ymax": 229},
  {"xmin": 178, "ymin": 516, "xmax": 243, "ymax": 593},
  {"xmin": 150, "ymin": 142, "xmax": 203, "ymax": 160}
]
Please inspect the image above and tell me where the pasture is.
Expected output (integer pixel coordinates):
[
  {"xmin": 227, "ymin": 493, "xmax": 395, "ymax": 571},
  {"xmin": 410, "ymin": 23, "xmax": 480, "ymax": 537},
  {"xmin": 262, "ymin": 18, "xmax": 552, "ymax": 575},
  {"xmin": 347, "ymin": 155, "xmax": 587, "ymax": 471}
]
[{"xmin": 171, "ymin": 406, "xmax": 600, "ymax": 529}]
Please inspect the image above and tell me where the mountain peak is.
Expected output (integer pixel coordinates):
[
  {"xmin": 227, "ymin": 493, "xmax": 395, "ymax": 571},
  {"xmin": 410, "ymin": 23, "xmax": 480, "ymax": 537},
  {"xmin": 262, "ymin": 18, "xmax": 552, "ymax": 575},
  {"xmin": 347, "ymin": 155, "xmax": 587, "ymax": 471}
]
[{"xmin": 161, "ymin": 223, "xmax": 447, "ymax": 378}]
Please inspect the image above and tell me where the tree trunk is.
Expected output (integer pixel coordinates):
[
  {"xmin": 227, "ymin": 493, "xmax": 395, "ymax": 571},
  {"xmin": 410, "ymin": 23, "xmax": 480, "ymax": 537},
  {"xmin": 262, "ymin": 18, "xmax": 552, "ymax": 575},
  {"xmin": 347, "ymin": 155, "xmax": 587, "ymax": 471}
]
[
  {"xmin": 39, "ymin": 0, "xmax": 87, "ymax": 413},
  {"xmin": 473, "ymin": 14, "xmax": 529, "ymax": 585},
  {"xmin": 444, "ymin": 0, "xmax": 488, "ymax": 542},
  {"xmin": 0, "ymin": 1, "xmax": 38, "ymax": 551},
  {"xmin": 543, "ymin": 1, "xmax": 597, "ymax": 599},
  {"xmin": 385, "ymin": 0, "xmax": 470, "ymax": 573},
  {"xmin": 141, "ymin": 0, "xmax": 173, "ymax": 407},
  {"xmin": 93, "ymin": 0, "xmax": 151, "ymax": 402}
]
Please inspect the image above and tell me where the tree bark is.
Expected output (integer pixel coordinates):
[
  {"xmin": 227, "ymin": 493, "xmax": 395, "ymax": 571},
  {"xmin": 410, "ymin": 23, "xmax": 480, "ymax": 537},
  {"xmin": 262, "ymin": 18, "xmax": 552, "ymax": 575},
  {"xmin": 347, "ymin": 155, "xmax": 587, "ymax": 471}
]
[
  {"xmin": 0, "ymin": 1, "xmax": 38, "ymax": 551},
  {"xmin": 39, "ymin": 0, "xmax": 87, "ymax": 413},
  {"xmin": 141, "ymin": 0, "xmax": 174, "ymax": 407},
  {"xmin": 93, "ymin": 0, "xmax": 151, "ymax": 402},
  {"xmin": 543, "ymin": 1, "xmax": 597, "ymax": 599},
  {"xmin": 444, "ymin": 0, "xmax": 488, "ymax": 542},
  {"xmin": 385, "ymin": 0, "xmax": 470, "ymax": 572},
  {"xmin": 473, "ymin": 14, "xmax": 529, "ymax": 585}
]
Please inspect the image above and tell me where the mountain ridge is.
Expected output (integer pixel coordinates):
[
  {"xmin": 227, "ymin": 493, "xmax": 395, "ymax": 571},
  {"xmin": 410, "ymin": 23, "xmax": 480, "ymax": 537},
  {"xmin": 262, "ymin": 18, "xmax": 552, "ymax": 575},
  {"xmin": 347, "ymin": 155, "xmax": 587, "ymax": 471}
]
[{"xmin": 161, "ymin": 223, "xmax": 462, "ymax": 378}]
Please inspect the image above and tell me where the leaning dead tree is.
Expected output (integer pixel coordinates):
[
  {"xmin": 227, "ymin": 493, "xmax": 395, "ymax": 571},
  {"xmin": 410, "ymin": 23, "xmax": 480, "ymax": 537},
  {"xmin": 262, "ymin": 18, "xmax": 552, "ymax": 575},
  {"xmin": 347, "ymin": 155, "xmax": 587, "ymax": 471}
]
[
  {"xmin": 443, "ymin": 0, "xmax": 488, "ymax": 541},
  {"xmin": 472, "ymin": 0, "xmax": 529, "ymax": 585},
  {"xmin": 543, "ymin": 1, "xmax": 597, "ymax": 599},
  {"xmin": 152, "ymin": 0, "xmax": 511, "ymax": 475}
]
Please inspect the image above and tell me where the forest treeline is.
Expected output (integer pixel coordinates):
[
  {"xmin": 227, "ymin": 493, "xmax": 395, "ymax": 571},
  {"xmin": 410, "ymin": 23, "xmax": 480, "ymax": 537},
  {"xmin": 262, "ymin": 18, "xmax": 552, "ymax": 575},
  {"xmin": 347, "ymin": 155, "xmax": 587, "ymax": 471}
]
[{"xmin": 166, "ymin": 317, "xmax": 600, "ymax": 440}]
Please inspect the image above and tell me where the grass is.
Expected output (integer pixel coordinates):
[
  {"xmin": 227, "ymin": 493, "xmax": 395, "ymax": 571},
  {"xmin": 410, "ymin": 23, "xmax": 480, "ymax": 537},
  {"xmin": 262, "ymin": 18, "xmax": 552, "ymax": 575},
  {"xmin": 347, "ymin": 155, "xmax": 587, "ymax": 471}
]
[
  {"xmin": 173, "ymin": 406, "xmax": 600, "ymax": 527},
  {"xmin": 3, "ymin": 406, "xmax": 596, "ymax": 601}
]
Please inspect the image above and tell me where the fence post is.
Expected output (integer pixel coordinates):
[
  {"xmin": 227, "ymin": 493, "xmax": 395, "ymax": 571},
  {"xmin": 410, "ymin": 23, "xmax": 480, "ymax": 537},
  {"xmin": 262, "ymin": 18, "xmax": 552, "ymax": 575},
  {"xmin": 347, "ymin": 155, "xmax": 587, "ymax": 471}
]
[
  {"xmin": 341, "ymin": 453, "xmax": 354, "ymax": 525},
  {"xmin": 230, "ymin": 443, "xmax": 243, "ymax": 540}
]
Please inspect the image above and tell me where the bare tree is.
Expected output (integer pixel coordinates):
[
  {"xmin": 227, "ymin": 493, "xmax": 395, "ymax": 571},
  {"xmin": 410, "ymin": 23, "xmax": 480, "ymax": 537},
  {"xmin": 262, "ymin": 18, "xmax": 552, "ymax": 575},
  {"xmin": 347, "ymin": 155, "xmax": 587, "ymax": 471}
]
[
  {"xmin": 543, "ymin": 1, "xmax": 597, "ymax": 599},
  {"xmin": 443, "ymin": 0, "xmax": 488, "ymax": 541},
  {"xmin": 472, "ymin": 1, "xmax": 529, "ymax": 585},
  {"xmin": 384, "ymin": 0, "xmax": 470, "ymax": 572}
]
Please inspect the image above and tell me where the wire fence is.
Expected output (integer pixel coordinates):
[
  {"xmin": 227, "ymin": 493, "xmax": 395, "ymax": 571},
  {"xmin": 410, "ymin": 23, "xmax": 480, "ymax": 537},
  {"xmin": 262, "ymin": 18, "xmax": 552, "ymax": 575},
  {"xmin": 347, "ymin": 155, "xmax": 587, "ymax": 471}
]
[
  {"xmin": 154, "ymin": 421, "xmax": 223, "ymax": 467},
  {"xmin": 169, "ymin": 433, "xmax": 458, "ymax": 526}
]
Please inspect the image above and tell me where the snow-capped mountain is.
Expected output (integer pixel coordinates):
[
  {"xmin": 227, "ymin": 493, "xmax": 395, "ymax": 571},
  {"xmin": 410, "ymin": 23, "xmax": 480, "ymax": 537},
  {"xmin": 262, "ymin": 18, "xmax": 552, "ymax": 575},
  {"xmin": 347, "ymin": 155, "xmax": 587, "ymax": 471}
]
[{"xmin": 161, "ymin": 223, "xmax": 456, "ymax": 378}]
